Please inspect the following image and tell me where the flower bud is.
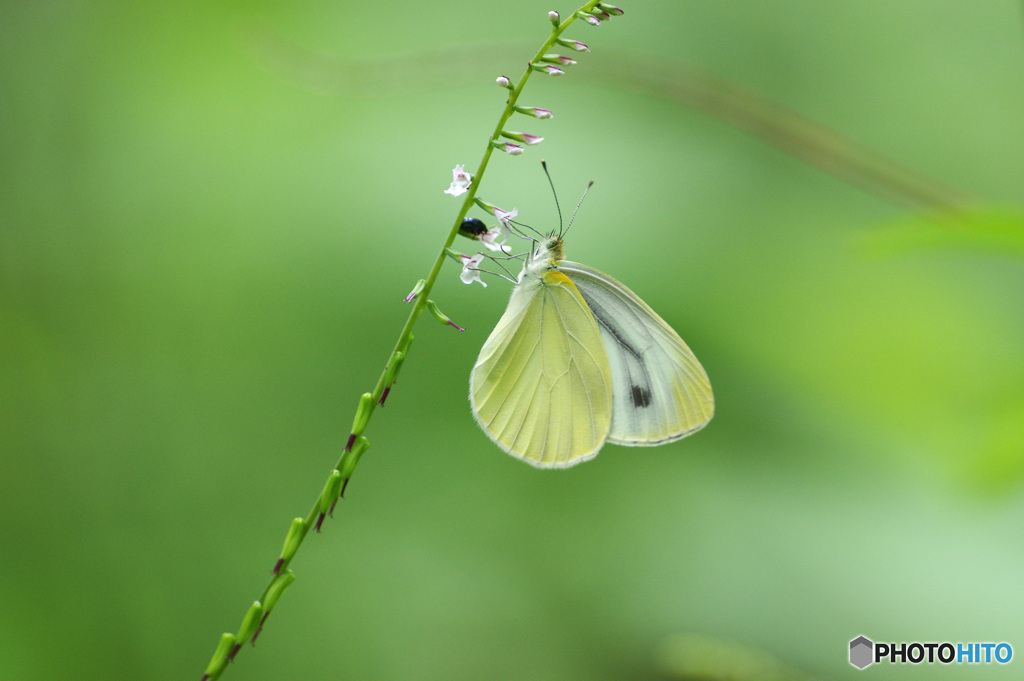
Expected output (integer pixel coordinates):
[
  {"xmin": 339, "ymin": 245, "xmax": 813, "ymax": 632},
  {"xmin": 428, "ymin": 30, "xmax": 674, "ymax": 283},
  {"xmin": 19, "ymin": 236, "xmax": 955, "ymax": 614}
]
[
  {"xmin": 501, "ymin": 130, "xmax": 544, "ymax": 146},
  {"xmin": 340, "ymin": 436, "xmax": 369, "ymax": 480},
  {"xmin": 427, "ymin": 299, "xmax": 465, "ymax": 331},
  {"xmin": 514, "ymin": 106, "xmax": 553, "ymax": 119},
  {"xmin": 403, "ymin": 278, "xmax": 426, "ymax": 303},
  {"xmin": 203, "ymin": 633, "xmax": 236, "ymax": 680},
  {"xmin": 252, "ymin": 570, "xmax": 295, "ymax": 644},
  {"xmin": 378, "ymin": 351, "xmax": 405, "ymax": 406},
  {"xmin": 577, "ymin": 11, "xmax": 601, "ymax": 26},
  {"xmin": 591, "ymin": 8, "xmax": 611, "ymax": 21},
  {"xmin": 541, "ymin": 54, "xmax": 577, "ymax": 66},
  {"xmin": 530, "ymin": 63, "xmax": 565, "ymax": 76},
  {"xmin": 315, "ymin": 470, "xmax": 344, "ymax": 530},
  {"xmin": 339, "ymin": 436, "xmax": 370, "ymax": 497},
  {"xmin": 234, "ymin": 601, "xmax": 265, "ymax": 650},
  {"xmin": 384, "ymin": 351, "xmax": 405, "ymax": 387},
  {"xmin": 557, "ymin": 38, "xmax": 589, "ymax": 52},
  {"xmin": 496, "ymin": 75, "xmax": 512, "ymax": 89},
  {"xmin": 263, "ymin": 570, "xmax": 296, "ymax": 614},
  {"xmin": 474, "ymin": 197, "xmax": 498, "ymax": 214},
  {"xmin": 599, "ymin": 3, "xmax": 624, "ymax": 16},
  {"xmin": 274, "ymin": 517, "xmax": 305, "ymax": 575},
  {"xmin": 548, "ymin": 11, "xmax": 560, "ymax": 25},
  {"xmin": 348, "ymin": 392, "xmax": 374, "ymax": 447},
  {"xmin": 491, "ymin": 140, "xmax": 525, "ymax": 155}
]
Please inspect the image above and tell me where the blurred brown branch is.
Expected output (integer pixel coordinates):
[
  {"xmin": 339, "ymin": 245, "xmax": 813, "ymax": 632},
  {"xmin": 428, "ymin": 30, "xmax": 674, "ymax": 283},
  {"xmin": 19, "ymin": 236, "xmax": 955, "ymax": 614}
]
[{"xmin": 244, "ymin": 22, "xmax": 971, "ymax": 214}]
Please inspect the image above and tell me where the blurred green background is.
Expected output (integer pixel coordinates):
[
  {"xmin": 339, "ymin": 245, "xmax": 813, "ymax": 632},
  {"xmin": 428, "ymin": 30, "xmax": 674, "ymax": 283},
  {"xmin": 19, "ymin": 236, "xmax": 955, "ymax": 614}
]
[{"xmin": 3, "ymin": 1, "xmax": 1024, "ymax": 679}]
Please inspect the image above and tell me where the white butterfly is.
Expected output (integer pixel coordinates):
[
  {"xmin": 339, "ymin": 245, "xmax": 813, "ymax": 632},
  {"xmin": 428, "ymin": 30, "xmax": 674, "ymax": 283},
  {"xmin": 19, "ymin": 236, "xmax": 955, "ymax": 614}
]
[{"xmin": 470, "ymin": 234, "xmax": 714, "ymax": 468}]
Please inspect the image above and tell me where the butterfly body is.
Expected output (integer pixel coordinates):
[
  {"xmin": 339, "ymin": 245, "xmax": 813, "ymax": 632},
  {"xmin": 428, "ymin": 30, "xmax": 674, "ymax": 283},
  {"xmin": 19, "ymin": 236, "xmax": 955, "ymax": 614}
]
[{"xmin": 470, "ymin": 236, "xmax": 713, "ymax": 468}]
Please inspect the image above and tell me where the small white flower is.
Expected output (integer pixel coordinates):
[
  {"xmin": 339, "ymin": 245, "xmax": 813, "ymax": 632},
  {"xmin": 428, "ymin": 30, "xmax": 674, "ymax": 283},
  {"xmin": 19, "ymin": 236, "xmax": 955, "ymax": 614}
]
[
  {"xmin": 496, "ymin": 75, "xmax": 511, "ymax": 88},
  {"xmin": 494, "ymin": 207, "xmax": 518, "ymax": 229},
  {"xmin": 460, "ymin": 253, "xmax": 487, "ymax": 287},
  {"xmin": 479, "ymin": 226, "xmax": 512, "ymax": 253},
  {"xmin": 444, "ymin": 164, "xmax": 472, "ymax": 196}
]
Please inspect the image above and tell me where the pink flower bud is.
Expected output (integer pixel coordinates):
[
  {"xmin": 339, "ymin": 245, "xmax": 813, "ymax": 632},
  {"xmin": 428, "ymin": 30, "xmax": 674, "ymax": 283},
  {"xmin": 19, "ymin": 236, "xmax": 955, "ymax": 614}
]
[
  {"xmin": 557, "ymin": 38, "xmax": 590, "ymax": 52},
  {"xmin": 542, "ymin": 54, "xmax": 577, "ymax": 66}
]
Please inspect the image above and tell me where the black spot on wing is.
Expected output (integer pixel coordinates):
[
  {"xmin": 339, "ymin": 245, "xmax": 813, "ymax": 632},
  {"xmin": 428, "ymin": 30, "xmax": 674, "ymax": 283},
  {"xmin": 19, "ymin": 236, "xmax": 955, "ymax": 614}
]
[{"xmin": 630, "ymin": 385, "xmax": 652, "ymax": 408}]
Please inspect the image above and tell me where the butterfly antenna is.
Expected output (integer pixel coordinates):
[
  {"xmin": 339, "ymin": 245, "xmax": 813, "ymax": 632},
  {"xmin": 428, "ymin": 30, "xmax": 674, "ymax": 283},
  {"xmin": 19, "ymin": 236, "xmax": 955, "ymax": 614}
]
[
  {"xmin": 563, "ymin": 180, "xmax": 594, "ymax": 239},
  {"xmin": 541, "ymin": 160, "xmax": 564, "ymax": 237},
  {"xmin": 508, "ymin": 220, "xmax": 544, "ymax": 241}
]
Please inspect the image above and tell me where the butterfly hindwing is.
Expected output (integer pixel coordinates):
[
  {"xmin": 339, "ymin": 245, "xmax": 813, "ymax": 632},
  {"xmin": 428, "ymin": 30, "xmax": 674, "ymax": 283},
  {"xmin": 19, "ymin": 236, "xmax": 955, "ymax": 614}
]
[{"xmin": 559, "ymin": 261, "xmax": 714, "ymax": 445}]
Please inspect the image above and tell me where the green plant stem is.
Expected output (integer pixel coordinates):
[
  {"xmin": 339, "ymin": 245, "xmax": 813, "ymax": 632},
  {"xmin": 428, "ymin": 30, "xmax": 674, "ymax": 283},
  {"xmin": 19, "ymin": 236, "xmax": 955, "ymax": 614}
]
[{"xmin": 202, "ymin": 3, "xmax": 605, "ymax": 679}]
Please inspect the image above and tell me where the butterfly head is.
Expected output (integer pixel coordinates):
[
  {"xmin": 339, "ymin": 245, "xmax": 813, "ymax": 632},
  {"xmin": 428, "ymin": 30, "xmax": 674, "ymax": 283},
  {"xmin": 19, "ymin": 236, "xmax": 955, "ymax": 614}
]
[
  {"xmin": 521, "ymin": 234, "xmax": 565, "ymax": 281},
  {"xmin": 536, "ymin": 234, "xmax": 564, "ymax": 264}
]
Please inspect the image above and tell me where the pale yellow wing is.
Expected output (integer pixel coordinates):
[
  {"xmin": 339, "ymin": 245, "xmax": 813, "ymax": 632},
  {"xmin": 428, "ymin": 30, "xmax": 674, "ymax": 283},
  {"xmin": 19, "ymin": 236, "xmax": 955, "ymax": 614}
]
[
  {"xmin": 560, "ymin": 261, "xmax": 714, "ymax": 446},
  {"xmin": 470, "ymin": 270, "xmax": 613, "ymax": 468}
]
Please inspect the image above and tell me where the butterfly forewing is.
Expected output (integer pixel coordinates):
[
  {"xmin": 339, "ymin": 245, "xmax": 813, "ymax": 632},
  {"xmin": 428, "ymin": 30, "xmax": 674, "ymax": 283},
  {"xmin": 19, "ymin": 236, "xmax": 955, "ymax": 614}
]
[
  {"xmin": 470, "ymin": 270, "xmax": 613, "ymax": 467},
  {"xmin": 559, "ymin": 261, "xmax": 714, "ymax": 445}
]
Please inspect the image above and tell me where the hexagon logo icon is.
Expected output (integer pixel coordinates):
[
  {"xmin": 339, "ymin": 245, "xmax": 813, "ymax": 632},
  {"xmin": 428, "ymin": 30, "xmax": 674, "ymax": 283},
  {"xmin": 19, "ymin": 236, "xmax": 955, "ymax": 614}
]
[{"xmin": 849, "ymin": 636, "xmax": 874, "ymax": 669}]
